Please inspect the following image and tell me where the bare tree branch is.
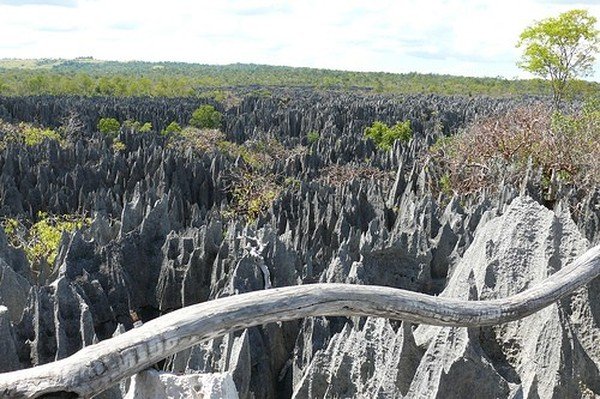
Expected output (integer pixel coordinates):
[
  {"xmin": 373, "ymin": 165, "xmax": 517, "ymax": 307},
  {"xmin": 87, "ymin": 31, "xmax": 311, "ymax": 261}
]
[{"xmin": 0, "ymin": 245, "xmax": 598, "ymax": 398}]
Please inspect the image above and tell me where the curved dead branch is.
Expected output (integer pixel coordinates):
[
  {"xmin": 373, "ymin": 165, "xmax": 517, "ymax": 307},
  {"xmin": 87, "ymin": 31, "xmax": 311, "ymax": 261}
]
[{"xmin": 1, "ymin": 245, "xmax": 599, "ymax": 398}]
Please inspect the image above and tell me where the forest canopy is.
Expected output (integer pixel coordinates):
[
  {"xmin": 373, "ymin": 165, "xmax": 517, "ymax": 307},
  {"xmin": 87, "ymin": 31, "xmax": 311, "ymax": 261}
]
[{"xmin": 0, "ymin": 58, "xmax": 598, "ymax": 98}]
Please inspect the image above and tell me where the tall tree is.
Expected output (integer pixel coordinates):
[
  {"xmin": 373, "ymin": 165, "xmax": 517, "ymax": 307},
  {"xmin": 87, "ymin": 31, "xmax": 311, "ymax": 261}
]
[{"xmin": 517, "ymin": 9, "xmax": 599, "ymax": 108}]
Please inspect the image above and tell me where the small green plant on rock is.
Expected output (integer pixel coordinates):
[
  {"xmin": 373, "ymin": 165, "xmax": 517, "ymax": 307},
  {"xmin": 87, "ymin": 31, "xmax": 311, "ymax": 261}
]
[
  {"xmin": 1, "ymin": 212, "xmax": 92, "ymax": 278},
  {"xmin": 225, "ymin": 170, "xmax": 281, "ymax": 222},
  {"xmin": 112, "ymin": 139, "xmax": 126, "ymax": 152},
  {"xmin": 139, "ymin": 122, "xmax": 152, "ymax": 133},
  {"xmin": 365, "ymin": 120, "xmax": 412, "ymax": 150},
  {"xmin": 123, "ymin": 120, "xmax": 152, "ymax": 133},
  {"xmin": 307, "ymin": 131, "xmax": 320, "ymax": 144},
  {"xmin": 169, "ymin": 127, "xmax": 225, "ymax": 153},
  {"xmin": 162, "ymin": 121, "xmax": 182, "ymax": 136},
  {"xmin": 0, "ymin": 120, "xmax": 64, "ymax": 148}
]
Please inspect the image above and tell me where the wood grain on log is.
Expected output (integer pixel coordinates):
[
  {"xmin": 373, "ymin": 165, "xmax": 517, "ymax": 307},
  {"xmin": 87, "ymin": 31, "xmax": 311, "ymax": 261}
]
[{"xmin": 1, "ymin": 245, "xmax": 598, "ymax": 398}]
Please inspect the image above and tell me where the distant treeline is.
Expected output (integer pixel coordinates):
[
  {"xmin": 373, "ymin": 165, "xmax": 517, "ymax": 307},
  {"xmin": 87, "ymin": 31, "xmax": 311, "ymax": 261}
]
[{"xmin": 0, "ymin": 58, "xmax": 598, "ymax": 97}]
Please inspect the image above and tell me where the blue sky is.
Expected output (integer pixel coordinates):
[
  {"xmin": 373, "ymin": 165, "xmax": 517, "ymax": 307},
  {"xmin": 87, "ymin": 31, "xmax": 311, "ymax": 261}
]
[{"xmin": 0, "ymin": 0, "xmax": 599, "ymax": 80}]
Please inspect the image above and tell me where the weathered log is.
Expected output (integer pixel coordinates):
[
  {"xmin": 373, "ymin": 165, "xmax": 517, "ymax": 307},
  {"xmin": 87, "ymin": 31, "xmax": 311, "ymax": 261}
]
[{"xmin": 1, "ymin": 245, "xmax": 599, "ymax": 398}]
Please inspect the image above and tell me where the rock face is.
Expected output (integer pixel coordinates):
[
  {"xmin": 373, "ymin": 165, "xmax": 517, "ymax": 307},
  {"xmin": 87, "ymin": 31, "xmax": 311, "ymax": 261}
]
[
  {"xmin": 0, "ymin": 91, "xmax": 598, "ymax": 398},
  {"xmin": 292, "ymin": 197, "xmax": 599, "ymax": 398},
  {"xmin": 124, "ymin": 369, "xmax": 239, "ymax": 399}
]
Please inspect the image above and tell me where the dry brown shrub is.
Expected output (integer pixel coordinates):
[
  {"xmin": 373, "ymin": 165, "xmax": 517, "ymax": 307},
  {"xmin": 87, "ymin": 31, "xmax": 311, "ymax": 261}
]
[
  {"xmin": 223, "ymin": 168, "xmax": 281, "ymax": 222},
  {"xmin": 168, "ymin": 127, "xmax": 226, "ymax": 153},
  {"xmin": 318, "ymin": 164, "xmax": 394, "ymax": 187},
  {"xmin": 429, "ymin": 102, "xmax": 600, "ymax": 196}
]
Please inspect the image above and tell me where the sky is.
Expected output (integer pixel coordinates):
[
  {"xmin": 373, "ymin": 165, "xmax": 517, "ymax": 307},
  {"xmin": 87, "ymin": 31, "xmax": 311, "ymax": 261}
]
[{"xmin": 0, "ymin": 0, "xmax": 599, "ymax": 81}]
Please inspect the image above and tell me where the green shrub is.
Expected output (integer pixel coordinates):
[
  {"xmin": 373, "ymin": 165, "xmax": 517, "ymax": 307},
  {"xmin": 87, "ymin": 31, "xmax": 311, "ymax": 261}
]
[
  {"xmin": 2, "ymin": 212, "xmax": 91, "ymax": 278},
  {"xmin": 97, "ymin": 117, "xmax": 121, "ymax": 138},
  {"xmin": 112, "ymin": 139, "xmax": 126, "ymax": 152},
  {"xmin": 365, "ymin": 120, "xmax": 412, "ymax": 150},
  {"xmin": 162, "ymin": 121, "xmax": 182, "ymax": 136},
  {"xmin": 139, "ymin": 122, "xmax": 152, "ymax": 133},
  {"xmin": 122, "ymin": 119, "xmax": 139, "ymax": 131},
  {"xmin": 189, "ymin": 105, "xmax": 222, "ymax": 129},
  {"xmin": 217, "ymin": 140, "xmax": 263, "ymax": 169},
  {"xmin": 217, "ymin": 138, "xmax": 307, "ymax": 171},
  {"xmin": 225, "ymin": 170, "xmax": 281, "ymax": 222},
  {"xmin": 0, "ymin": 120, "xmax": 63, "ymax": 148},
  {"xmin": 169, "ymin": 127, "xmax": 225, "ymax": 153},
  {"xmin": 307, "ymin": 131, "xmax": 320, "ymax": 144},
  {"xmin": 123, "ymin": 120, "xmax": 152, "ymax": 133},
  {"xmin": 21, "ymin": 125, "xmax": 62, "ymax": 146}
]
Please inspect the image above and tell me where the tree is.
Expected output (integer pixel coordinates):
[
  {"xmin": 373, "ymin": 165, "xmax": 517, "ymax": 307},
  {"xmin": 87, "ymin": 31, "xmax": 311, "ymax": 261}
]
[
  {"xmin": 517, "ymin": 9, "xmax": 599, "ymax": 108},
  {"xmin": 189, "ymin": 104, "xmax": 222, "ymax": 129},
  {"xmin": 97, "ymin": 117, "xmax": 121, "ymax": 139}
]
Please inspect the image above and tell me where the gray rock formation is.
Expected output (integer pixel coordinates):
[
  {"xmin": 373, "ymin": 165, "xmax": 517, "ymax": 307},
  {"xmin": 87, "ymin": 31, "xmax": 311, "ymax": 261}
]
[
  {"xmin": 0, "ymin": 306, "xmax": 20, "ymax": 373},
  {"xmin": 0, "ymin": 91, "xmax": 597, "ymax": 397},
  {"xmin": 291, "ymin": 197, "xmax": 599, "ymax": 398},
  {"xmin": 125, "ymin": 369, "xmax": 238, "ymax": 399}
]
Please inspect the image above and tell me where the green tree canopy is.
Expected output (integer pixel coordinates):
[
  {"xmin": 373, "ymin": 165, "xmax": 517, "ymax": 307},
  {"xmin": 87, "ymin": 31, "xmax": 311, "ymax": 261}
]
[
  {"xmin": 97, "ymin": 117, "xmax": 121, "ymax": 138},
  {"xmin": 189, "ymin": 105, "xmax": 222, "ymax": 129},
  {"xmin": 517, "ymin": 9, "xmax": 600, "ymax": 108},
  {"xmin": 364, "ymin": 120, "xmax": 412, "ymax": 150}
]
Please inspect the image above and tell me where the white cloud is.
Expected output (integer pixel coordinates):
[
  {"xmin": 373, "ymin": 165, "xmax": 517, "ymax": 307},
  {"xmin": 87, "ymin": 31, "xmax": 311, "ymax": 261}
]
[
  {"xmin": 0, "ymin": 0, "xmax": 76, "ymax": 7},
  {"xmin": 0, "ymin": 0, "xmax": 598, "ymax": 80}
]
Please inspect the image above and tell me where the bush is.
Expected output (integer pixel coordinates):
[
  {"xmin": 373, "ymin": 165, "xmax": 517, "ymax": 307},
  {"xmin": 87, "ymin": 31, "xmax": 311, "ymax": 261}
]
[
  {"xmin": 168, "ymin": 127, "xmax": 225, "ymax": 153},
  {"xmin": 307, "ymin": 131, "xmax": 320, "ymax": 144},
  {"xmin": 2, "ymin": 212, "xmax": 91, "ymax": 278},
  {"xmin": 97, "ymin": 117, "xmax": 121, "ymax": 138},
  {"xmin": 225, "ymin": 170, "xmax": 281, "ymax": 222},
  {"xmin": 162, "ymin": 121, "xmax": 182, "ymax": 135},
  {"xmin": 365, "ymin": 120, "xmax": 412, "ymax": 150},
  {"xmin": 189, "ymin": 105, "xmax": 222, "ymax": 129},
  {"xmin": 112, "ymin": 139, "xmax": 126, "ymax": 152},
  {"xmin": 21, "ymin": 125, "xmax": 62, "ymax": 146},
  {"xmin": 139, "ymin": 122, "xmax": 152, "ymax": 133},
  {"xmin": 0, "ymin": 120, "xmax": 63, "ymax": 148},
  {"xmin": 428, "ymin": 101, "xmax": 600, "ymax": 197},
  {"xmin": 123, "ymin": 120, "xmax": 152, "ymax": 133}
]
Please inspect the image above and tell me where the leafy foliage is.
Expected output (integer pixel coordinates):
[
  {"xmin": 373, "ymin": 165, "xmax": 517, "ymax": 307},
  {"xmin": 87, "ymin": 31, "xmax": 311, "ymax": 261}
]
[
  {"xmin": 0, "ymin": 120, "xmax": 63, "ymax": 148},
  {"xmin": 21, "ymin": 125, "xmax": 62, "ymax": 146},
  {"xmin": 307, "ymin": 131, "xmax": 320, "ymax": 144},
  {"xmin": 224, "ymin": 170, "xmax": 280, "ymax": 222},
  {"xmin": 517, "ymin": 9, "xmax": 600, "ymax": 107},
  {"xmin": 162, "ymin": 121, "xmax": 182, "ymax": 135},
  {"xmin": 97, "ymin": 117, "xmax": 121, "ymax": 138},
  {"xmin": 168, "ymin": 127, "xmax": 226, "ymax": 153},
  {"xmin": 123, "ymin": 119, "xmax": 152, "ymax": 133},
  {"xmin": 365, "ymin": 120, "xmax": 412, "ymax": 150},
  {"xmin": 112, "ymin": 139, "xmax": 126, "ymax": 152},
  {"xmin": 1, "ymin": 212, "xmax": 91, "ymax": 278},
  {"xmin": 189, "ymin": 105, "xmax": 222, "ymax": 129}
]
